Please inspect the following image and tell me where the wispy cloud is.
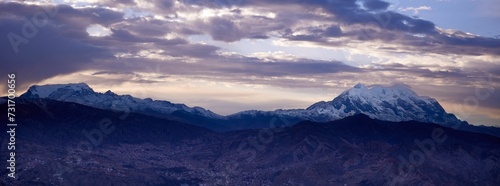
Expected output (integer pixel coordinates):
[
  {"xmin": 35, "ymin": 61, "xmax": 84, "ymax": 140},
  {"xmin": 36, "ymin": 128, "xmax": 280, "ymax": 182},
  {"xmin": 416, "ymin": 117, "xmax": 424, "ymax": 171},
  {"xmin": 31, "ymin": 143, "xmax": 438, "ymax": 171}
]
[{"xmin": 399, "ymin": 6, "xmax": 432, "ymax": 15}]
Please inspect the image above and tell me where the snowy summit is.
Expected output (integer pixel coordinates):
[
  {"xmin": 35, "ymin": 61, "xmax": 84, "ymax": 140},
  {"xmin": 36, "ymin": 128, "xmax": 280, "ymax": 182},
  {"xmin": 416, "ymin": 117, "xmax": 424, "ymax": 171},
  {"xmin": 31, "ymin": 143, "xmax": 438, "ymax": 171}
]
[
  {"xmin": 21, "ymin": 83, "xmax": 223, "ymax": 119},
  {"xmin": 275, "ymin": 83, "xmax": 465, "ymax": 126}
]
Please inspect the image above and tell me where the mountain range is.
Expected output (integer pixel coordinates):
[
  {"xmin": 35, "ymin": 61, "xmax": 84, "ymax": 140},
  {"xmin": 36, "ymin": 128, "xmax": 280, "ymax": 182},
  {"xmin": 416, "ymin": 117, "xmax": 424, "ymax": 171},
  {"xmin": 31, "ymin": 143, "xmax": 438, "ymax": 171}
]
[
  {"xmin": 16, "ymin": 82, "xmax": 499, "ymax": 137},
  {"xmin": 21, "ymin": 83, "xmax": 224, "ymax": 119},
  {"xmin": 20, "ymin": 83, "xmax": 462, "ymax": 124}
]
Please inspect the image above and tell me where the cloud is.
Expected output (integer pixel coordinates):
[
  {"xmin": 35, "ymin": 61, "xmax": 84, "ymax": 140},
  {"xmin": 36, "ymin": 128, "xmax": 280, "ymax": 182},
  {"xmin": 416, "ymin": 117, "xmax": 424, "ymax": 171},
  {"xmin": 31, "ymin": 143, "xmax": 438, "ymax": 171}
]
[
  {"xmin": 399, "ymin": 6, "xmax": 432, "ymax": 15},
  {"xmin": 0, "ymin": 3, "xmax": 115, "ymax": 90},
  {"xmin": 0, "ymin": 2, "xmax": 220, "ymax": 90},
  {"xmin": 91, "ymin": 0, "xmax": 499, "ymax": 57},
  {"xmin": 208, "ymin": 17, "xmax": 243, "ymax": 42},
  {"xmin": 91, "ymin": 71, "xmax": 136, "ymax": 75},
  {"xmin": 3, "ymin": 1, "xmax": 498, "ymax": 84},
  {"xmin": 220, "ymin": 0, "xmax": 499, "ymax": 56},
  {"xmin": 362, "ymin": 0, "xmax": 390, "ymax": 11},
  {"xmin": 324, "ymin": 25, "xmax": 343, "ymax": 37}
]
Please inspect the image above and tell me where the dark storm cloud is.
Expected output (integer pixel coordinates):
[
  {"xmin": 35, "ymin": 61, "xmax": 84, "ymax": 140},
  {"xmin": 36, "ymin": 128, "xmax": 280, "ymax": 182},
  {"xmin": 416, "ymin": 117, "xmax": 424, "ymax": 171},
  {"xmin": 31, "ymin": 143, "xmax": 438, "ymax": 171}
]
[
  {"xmin": 208, "ymin": 17, "xmax": 243, "ymax": 42},
  {"xmin": 110, "ymin": 28, "xmax": 153, "ymax": 42},
  {"xmin": 362, "ymin": 0, "xmax": 390, "ymax": 11},
  {"xmin": 323, "ymin": 25, "xmax": 343, "ymax": 37},
  {"xmin": 91, "ymin": 70, "xmax": 162, "ymax": 84},
  {"xmin": 181, "ymin": 0, "xmax": 498, "ymax": 56},
  {"xmin": 374, "ymin": 63, "xmax": 471, "ymax": 79},
  {"xmin": 373, "ymin": 63, "xmax": 499, "ymax": 101},
  {"xmin": 394, "ymin": 63, "xmax": 491, "ymax": 78},
  {"xmin": 311, "ymin": 0, "xmax": 498, "ymax": 55},
  {"xmin": 239, "ymin": 0, "xmax": 436, "ymax": 34},
  {"xmin": 0, "ymin": 2, "xmax": 123, "ymax": 90},
  {"xmin": 97, "ymin": 52, "xmax": 360, "ymax": 80},
  {"xmin": 83, "ymin": 0, "xmax": 137, "ymax": 7},
  {"xmin": 199, "ymin": 14, "xmax": 284, "ymax": 42},
  {"xmin": 0, "ymin": 2, "xmax": 225, "ymax": 91},
  {"xmin": 286, "ymin": 34, "xmax": 324, "ymax": 42},
  {"xmin": 415, "ymin": 82, "xmax": 499, "ymax": 113},
  {"xmin": 438, "ymin": 32, "xmax": 497, "ymax": 47},
  {"xmin": 116, "ymin": 18, "xmax": 173, "ymax": 37},
  {"xmin": 379, "ymin": 11, "xmax": 436, "ymax": 34},
  {"xmin": 156, "ymin": 42, "xmax": 220, "ymax": 58},
  {"xmin": 0, "ymin": 2, "xmax": 124, "ymax": 41},
  {"xmin": 87, "ymin": 29, "xmax": 218, "ymax": 58},
  {"xmin": 92, "ymin": 71, "xmax": 136, "ymax": 75},
  {"xmin": 0, "ymin": 22, "xmax": 111, "ymax": 91},
  {"xmin": 91, "ymin": 54, "xmax": 364, "ymax": 90},
  {"xmin": 154, "ymin": 0, "xmax": 175, "ymax": 9},
  {"xmin": 219, "ymin": 59, "xmax": 361, "ymax": 76}
]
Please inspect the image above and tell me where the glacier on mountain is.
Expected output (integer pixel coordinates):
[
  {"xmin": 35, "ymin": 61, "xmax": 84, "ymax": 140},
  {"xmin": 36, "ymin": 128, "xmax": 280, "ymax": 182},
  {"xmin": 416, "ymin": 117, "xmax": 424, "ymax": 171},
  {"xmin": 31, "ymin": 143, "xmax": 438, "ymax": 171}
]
[{"xmin": 21, "ymin": 83, "xmax": 223, "ymax": 119}]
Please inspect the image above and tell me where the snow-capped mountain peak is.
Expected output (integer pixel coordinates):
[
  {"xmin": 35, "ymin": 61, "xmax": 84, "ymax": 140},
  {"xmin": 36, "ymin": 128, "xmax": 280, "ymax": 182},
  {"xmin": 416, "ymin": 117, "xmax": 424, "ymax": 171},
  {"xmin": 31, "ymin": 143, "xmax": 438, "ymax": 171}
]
[
  {"xmin": 104, "ymin": 90, "xmax": 117, "ymax": 96},
  {"xmin": 353, "ymin": 83, "xmax": 367, "ymax": 89},
  {"xmin": 260, "ymin": 83, "xmax": 464, "ymax": 127},
  {"xmin": 21, "ymin": 83, "xmax": 224, "ymax": 119},
  {"xmin": 339, "ymin": 84, "xmax": 426, "ymax": 105},
  {"xmin": 23, "ymin": 83, "xmax": 94, "ymax": 98}
]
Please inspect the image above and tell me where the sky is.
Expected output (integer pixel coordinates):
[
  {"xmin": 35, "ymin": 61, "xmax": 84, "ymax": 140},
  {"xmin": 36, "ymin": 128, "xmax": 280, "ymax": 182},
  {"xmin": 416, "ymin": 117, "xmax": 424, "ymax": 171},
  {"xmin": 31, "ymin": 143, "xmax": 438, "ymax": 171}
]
[{"xmin": 0, "ymin": 0, "xmax": 499, "ymax": 126}]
